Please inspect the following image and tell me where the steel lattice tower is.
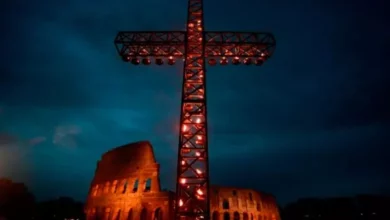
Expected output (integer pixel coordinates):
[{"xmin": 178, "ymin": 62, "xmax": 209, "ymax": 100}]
[{"xmin": 114, "ymin": 0, "xmax": 276, "ymax": 219}]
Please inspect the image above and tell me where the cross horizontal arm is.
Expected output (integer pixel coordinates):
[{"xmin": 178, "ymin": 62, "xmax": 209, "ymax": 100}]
[
  {"xmin": 114, "ymin": 31, "xmax": 186, "ymax": 57},
  {"xmin": 114, "ymin": 31, "xmax": 276, "ymax": 59},
  {"xmin": 205, "ymin": 32, "xmax": 275, "ymax": 58}
]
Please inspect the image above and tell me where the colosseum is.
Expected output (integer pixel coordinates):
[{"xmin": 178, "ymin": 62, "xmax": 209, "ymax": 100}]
[{"xmin": 85, "ymin": 141, "xmax": 280, "ymax": 220}]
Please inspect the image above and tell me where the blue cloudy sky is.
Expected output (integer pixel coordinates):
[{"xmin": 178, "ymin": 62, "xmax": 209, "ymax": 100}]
[{"xmin": 0, "ymin": 0, "xmax": 389, "ymax": 204}]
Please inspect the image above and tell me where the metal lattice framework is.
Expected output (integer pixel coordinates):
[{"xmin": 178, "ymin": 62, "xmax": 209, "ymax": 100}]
[{"xmin": 114, "ymin": 0, "xmax": 276, "ymax": 219}]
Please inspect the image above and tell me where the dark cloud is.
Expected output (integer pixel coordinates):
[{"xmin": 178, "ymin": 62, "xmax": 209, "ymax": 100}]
[
  {"xmin": 0, "ymin": 133, "xmax": 45, "ymax": 183},
  {"xmin": 0, "ymin": 0, "xmax": 389, "ymax": 205},
  {"xmin": 209, "ymin": 123, "xmax": 390, "ymax": 203},
  {"xmin": 0, "ymin": 134, "xmax": 19, "ymax": 147}
]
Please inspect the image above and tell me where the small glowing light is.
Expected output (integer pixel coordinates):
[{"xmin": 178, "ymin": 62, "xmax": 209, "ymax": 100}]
[
  {"xmin": 197, "ymin": 135, "xmax": 202, "ymax": 140},
  {"xmin": 131, "ymin": 58, "xmax": 140, "ymax": 65},
  {"xmin": 243, "ymin": 58, "xmax": 252, "ymax": 65},
  {"xmin": 181, "ymin": 146, "xmax": 191, "ymax": 154},
  {"xmin": 195, "ymin": 151, "xmax": 201, "ymax": 156},
  {"xmin": 181, "ymin": 160, "xmax": 185, "ymax": 165},
  {"xmin": 198, "ymin": 37, "xmax": 202, "ymax": 41},
  {"xmin": 197, "ymin": 20, "xmax": 201, "ymax": 23},
  {"xmin": 142, "ymin": 58, "xmax": 151, "ymax": 65},
  {"xmin": 185, "ymin": 104, "xmax": 192, "ymax": 110},
  {"xmin": 180, "ymin": 178, "xmax": 186, "ymax": 184},
  {"xmin": 179, "ymin": 199, "xmax": 184, "ymax": 207},
  {"xmin": 182, "ymin": 125, "xmax": 188, "ymax": 132},
  {"xmin": 196, "ymin": 169, "xmax": 202, "ymax": 174},
  {"xmin": 232, "ymin": 57, "xmax": 240, "ymax": 65},
  {"xmin": 208, "ymin": 58, "xmax": 217, "ymax": 66},
  {"xmin": 220, "ymin": 57, "xmax": 228, "ymax": 65},
  {"xmin": 197, "ymin": 189, "xmax": 204, "ymax": 195},
  {"xmin": 188, "ymin": 23, "xmax": 194, "ymax": 28},
  {"xmin": 196, "ymin": 194, "xmax": 204, "ymax": 200},
  {"xmin": 197, "ymin": 27, "xmax": 202, "ymax": 31},
  {"xmin": 168, "ymin": 56, "xmax": 175, "ymax": 65},
  {"xmin": 196, "ymin": 118, "xmax": 201, "ymax": 123},
  {"xmin": 122, "ymin": 55, "xmax": 131, "ymax": 62}
]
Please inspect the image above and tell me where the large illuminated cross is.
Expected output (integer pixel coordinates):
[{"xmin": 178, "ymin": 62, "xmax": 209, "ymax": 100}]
[{"xmin": 114, "ymin": 0, "xmax": 276, "ymax": 219}]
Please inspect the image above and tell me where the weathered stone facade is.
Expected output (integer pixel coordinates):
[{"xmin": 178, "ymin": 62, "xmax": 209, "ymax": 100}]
[
  {"xmin": 210, "ymin": 186, "xmax": 279, "ymax": 220},
  {"xmin": 85, "ymin": 141, "xmax": 280, "ymax": 220}
]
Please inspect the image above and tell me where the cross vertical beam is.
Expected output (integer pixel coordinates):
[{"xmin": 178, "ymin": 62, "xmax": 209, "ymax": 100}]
[
  {"xmin": 114, "ymin": 0, "xmax": 276, "ymax": 219},
  {"xmin": 176, "ymin": 0, "xmax": 209, "ymax": 219}
]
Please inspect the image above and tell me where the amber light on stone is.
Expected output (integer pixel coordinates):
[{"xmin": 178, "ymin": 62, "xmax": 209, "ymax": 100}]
[{"xmin": 84, "ymin": 141, "xmax": 281, "ymax": 220}]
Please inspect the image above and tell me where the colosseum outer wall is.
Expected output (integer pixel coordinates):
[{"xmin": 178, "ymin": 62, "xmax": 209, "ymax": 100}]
[
  {"xmin": 209, "ymin": 186, "xmax": 280, "ymax": 220},
  {"xmin": 84, "ymin": 141, "xmax": 175, "ymax": 220},
  {"xmin": 84, "ymin": 141, "xmax": 281, "ymax": 220}
]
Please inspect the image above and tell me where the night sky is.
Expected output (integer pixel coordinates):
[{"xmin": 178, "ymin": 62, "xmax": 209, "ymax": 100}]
[{"xmin": 0, "ymin": 0, "xmax": 389, "ymax": 205}]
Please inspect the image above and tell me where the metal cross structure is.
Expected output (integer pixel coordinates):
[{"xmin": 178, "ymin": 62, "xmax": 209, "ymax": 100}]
[{"xmin": 114, "ymin": 0, "xmax": 276, "ymax": 219}]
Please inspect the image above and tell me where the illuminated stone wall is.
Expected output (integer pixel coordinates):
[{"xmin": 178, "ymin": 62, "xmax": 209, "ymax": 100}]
[
  {"xmin": 85, "ymin": 141, "xmax": 280, "ymax": 220},
  {"xmin": 210, "ymin": 186, "xmax": 280, "ymax": 220},
  {"xmin": 85, "ymin": 141, "xmax": 174, "ymax": 220}
]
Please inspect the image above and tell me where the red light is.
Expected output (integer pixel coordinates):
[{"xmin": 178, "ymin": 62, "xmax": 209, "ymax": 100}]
[
  {"xmin": 260, "ymin": 52, "xmax": 269, "ymax": 58},
  {"xmin": 232, "ymin": 57, "xmax": 240, "ymax": 65},
  {"xmin": 122, "ymin": 55, "xmax": 131, "ymax": 62},
  {"xmin": 244, "ymin": 58, "xmax": 252, "ymax": 65},
  {"xmin": 208, "ymin": 58, "xmax": 217, "ymax": 66},
  {"xmin": 220, "ymin": 57, "xmax": 228, "ymax": 65},
  {"xmin": 184, "ymin": 104, "xmax": 192, "ymax": 111},
  {"xmin": 181, "ymin": 148, "xmax": 191, "ymax": 154},
  {"xmin": 142, "ymin": 58, "xmax": 151, "ymax": 65},
  {"xmin": 131, "ymin": 58, "xmax": 140, "ymax": 65},
  {"xmin": 168, "ymin": 56, "xmax": 175, "ymax": 65}
]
